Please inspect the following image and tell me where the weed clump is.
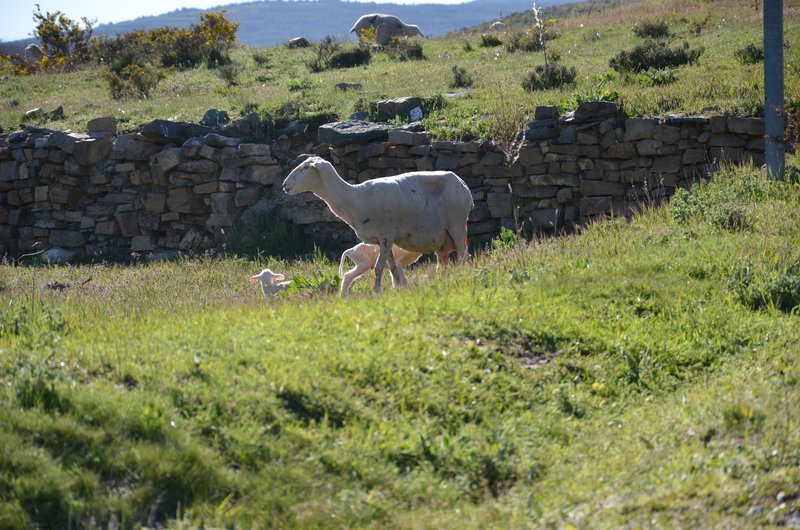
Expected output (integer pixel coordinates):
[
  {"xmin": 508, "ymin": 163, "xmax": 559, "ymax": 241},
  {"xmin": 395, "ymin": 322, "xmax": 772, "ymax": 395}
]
[
  {"xmin": 610, "ymin": 40, "xmax": 703, "ymax": 73},
  {"xmin": 734, "ymin": 43, "xmax": 764, "ymax": 65},
  {"xmin": 328, "ymin": 46, "xmax": 371, "ymax": 69},
  {"xmin": 480, "ymin": 34, "xmax": 503, "ymax": 48},
  {"xmin": 522, "ymin": 63, "xmax": 576, "ymax": 91},
  {"xmin": 450, "ymin": 65, "xmax": 473, "ymax": 88},
  {"xmin": 632, "ymin": 20, "xmax": 670, "ymax": 39},
  {"xmin": 386, "ymin": 40, "xmax": 425, "ymax": 61},
  {"xmin": 505, "ymin": 31, "xmax": 545, "ymax": 53}
]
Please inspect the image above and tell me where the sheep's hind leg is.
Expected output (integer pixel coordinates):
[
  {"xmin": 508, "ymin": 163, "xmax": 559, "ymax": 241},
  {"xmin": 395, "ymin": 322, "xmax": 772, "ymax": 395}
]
[{"xmin": 373, "ymin": 239, "xmax": 393, "ymax": 293}]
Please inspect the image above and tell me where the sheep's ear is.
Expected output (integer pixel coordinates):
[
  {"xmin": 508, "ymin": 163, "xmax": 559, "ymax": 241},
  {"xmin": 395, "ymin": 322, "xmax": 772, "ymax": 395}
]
[
  {"xmin": 249, "ymin": 275, "xmax": 260, "ymax": 282},
  {"xmin": 274, "ymin": 273, "xmax": 286, "ymax": 282}
]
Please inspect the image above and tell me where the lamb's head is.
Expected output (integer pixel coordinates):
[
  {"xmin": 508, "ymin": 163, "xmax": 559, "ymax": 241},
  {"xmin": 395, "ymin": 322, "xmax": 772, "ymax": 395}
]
[
  {"xmin": 250, "ymin": 268, "xmax": 285, "ymax": 286},
  {"xmin": 282, "ymin": 156, "xmax": 324, "ymax": 195}
]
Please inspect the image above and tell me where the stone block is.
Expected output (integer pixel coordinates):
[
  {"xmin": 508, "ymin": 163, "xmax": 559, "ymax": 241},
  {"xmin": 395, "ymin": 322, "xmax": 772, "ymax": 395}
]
[
  {"xmin": 207, "ymin": 214, "xmax": 234, "ymax": 227},
  {"xmin": 241, "ymin": 164, "xmax": 283, "ymax": 185},
  {"xmin": 487, "ymin": 192, "xmax": 512, "ymax": 218},
  {"xmin": 154, "ymin": 148, "xmax": 183, "ymax": 172},
  {"xmin": 518, "ymin": 145, "xmax": 544, "ymax": 166},
  {"xmin": 580, "ymin": 180, "xmax": 624, "ymax": 196},
  {"xmin": 49, "ymin": 230, "xmax": 84, "ymax": 247},
  {"xmin": 131, "ymin": 235, "xmax": 153, "ymax": 252},
  {"xmin": 709, "ymin": 115, "xmax": 727, "ymax": 134},
  {"xmin": 683, "ymin": 148, "xmax": 706, "ymax": 164},
  {"xmin": 211, "ymin": 192, "xmax": 235, "ymax": 214},
  {"xmin": 239, "ymin": 143, "xmax": 271, "ymax": 157},
  {"xmin": 652, "ymin": 155, "xmax": 682, "ymax": 174},
  {"xmin": 636, "ymin": 139, "xmax": 662, "ymax": 156},
  {"xmin": 235, "ymin": 188, "xmax": 260, "ymax": 207},
  {"xmin": 193, "ymin": 182, "xmax": 218, "ymax": 194},
  {"xmin": 167, "ymin": 188, "xmax": 207, "ymax": 214},
  {"xmin": 623, "ymin": 118, "xmax": 656, "ymax": 141},
  {"xmin": 116, "ymin": 211, "xmax": 139, "ymax": 237},
  {"xmin": 605, "ymin": 142, "xmax": 637, "ymax": 159},
  {"xmin": 653, "ymin": 125, "xmax": 680, "ymax": 144},
  {"xmin": 435, "ymin": 152, "xmax": 461, "ymax": 170}
]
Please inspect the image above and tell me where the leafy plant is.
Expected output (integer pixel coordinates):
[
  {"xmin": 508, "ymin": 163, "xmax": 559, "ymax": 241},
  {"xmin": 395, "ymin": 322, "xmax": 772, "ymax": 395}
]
[
  {"xmin": 479, "ymin": 34, "xmax": 503, "ymax": 48},
  {"xmin": 32, "ymin": 5, "xmax": 94, "ymax": 69},
  {"xmin": 328, "ymin": 46, "xmax": 372, "ymax": 69},
  {"xmin": 639, "ymin": 66, "xmax": 678, "ymax": 86},
  {"xmin": 386, "ymin": 40, "xmax": 425, "ymax": 61},
  {"xmin": 450, "ymin": 65, "xmax": 473, "ymax": 89},
  {"xmin": 610, "ymin": 40, "xmax": 704, "ymax": 73},
  {"xmin": 522, "ymin": 63, "xmax": 577, "ymax": 91},
  {"xmin": 632, "ymin": 20, "xmax": 670, "ymax": 39},
  {"xmin": 734, "ymin": 43, "xmax": 764, "ymax": 65}
]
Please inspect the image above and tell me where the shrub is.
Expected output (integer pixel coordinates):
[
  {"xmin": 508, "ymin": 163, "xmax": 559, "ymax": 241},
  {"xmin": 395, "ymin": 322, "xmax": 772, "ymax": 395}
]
[
  {"xmin": 480, "ymin": 34, "xmax": 503, "ymax": 48},
  {"xmin": 328, "ymin": 46, "xmax": 371, "ymax": 69},
  {"xmin": 32, "ymin": 5, "xmax": 94, "ymax": 69},
  {"xmin": 104, "ymin": 63, "xmax": 165, "ymax": 99},
  {"xmin": 734, "ymin": 43, "xmax": 764, "ymax": 65},
  {"xmin": 633, "ymin": 20, "xmax": 670, "ymax": 39},
  {"xmin": 216, "ymin": 62, "xmax": 243, "ymax": 86},
  {"xmin": 450, "ymin": 65, "xmax": 473, "ymax": 88},
  {"xmin": 609, "ymin": 40, "xmax": 704, "ymax": 72},
  {"xmin": 306, "ymin": 36, "xmax": 340, "ymax": 72},
  {"xmin": 504, "ymin": 28, "xmax": 557, "ymax": 53},
  {"xmin": 387, "ymin": 40, "xmax": 425, "ymax": 61},
  {"xmin": 522, "ymin": 63, "xmax": 577, "ymax": 91}
]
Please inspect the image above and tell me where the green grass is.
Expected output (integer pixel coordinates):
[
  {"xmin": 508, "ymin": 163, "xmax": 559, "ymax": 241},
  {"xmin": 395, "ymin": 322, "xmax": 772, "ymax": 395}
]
[
  {"xmin": 2, "ymin": 0, "xmax": 798, "ymax": 139},
  {"xmin": 1, "ymin": 158, "xmax": 800, "ymax": 528}
]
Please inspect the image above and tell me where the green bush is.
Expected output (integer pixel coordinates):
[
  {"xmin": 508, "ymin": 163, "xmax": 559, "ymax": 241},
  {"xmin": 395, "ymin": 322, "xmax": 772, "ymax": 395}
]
[
  {"xmin": 450, "ymin": 65, "xmax": 473, "ymax": 88},
  {"xmin": 306, "ymin": 36, "xmax": 340, "ymax": 72},
  {"xmin": 104, "ymin": 63, "xmax": 165, "ymax": 99},
  {"xmin": 386, "ymin": 40, "xmax": 425, "ymax": 61},
  {"xmin": 633, "ymin": 20, "xmax": 670, "ymax": 39},
  {"xmin": 480, "ymin": 34, "xmax": 503, "ymax": 48},
  {"xmin": 734, "ymin": 43, "xmax": 764, "ymax": 65},
  {"xmin": 504, "ymin": 28, "xmax": 558, "ymax": 53},
  {"xmin": 522, "ymin": 63, "xmax": 577, "ymax": 91},
  {"xmin": 328, "ymin": 46, "xmax": 371, "ymax": 69},
  {"xmin": 610, "ymin": 40, "xmax": 703, "ymax": 72}
]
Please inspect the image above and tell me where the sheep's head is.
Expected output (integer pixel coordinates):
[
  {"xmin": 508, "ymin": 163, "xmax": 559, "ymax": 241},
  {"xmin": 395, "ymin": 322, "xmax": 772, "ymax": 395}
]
[
  {"xmin": 282, "ymin": 156, "xmax": 323, "ymax": 195},
  {"xmin": 250, "ymin": 268, "xmax": 285, "ymax": 286},
  {"xmin": 405, "ymin": 24, "xmax": 423, "ymax": 37}
]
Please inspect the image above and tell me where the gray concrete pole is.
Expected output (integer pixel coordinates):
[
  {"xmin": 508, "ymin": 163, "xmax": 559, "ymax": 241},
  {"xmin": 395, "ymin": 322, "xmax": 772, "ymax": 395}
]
[{"xmin": 764, "ymin": 0, "xmax": 785, "ymax": 180}]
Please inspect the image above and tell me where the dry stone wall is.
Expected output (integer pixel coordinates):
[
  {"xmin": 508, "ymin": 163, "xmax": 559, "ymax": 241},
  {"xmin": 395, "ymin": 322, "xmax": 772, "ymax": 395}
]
[{"xmin": 0, "ymin": 103, "xmax": 769, "ymax": 261}]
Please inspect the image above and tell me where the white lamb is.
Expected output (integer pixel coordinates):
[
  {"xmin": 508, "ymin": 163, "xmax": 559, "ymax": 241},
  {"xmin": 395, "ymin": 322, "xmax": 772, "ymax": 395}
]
[
  {"xmin": 249, "ymin": 268, "xmax": 293, "ymax": 296},
  {"xmin": 350, "ymin": 14, "xmax": 423, "ymax": 46},
  {"xmin": 339, "ymin": 243, "xmax": 422, "ymax": 295},
  {"xmin": 283, "ymin": 156, "xmax": 473, "ymax": 293}
]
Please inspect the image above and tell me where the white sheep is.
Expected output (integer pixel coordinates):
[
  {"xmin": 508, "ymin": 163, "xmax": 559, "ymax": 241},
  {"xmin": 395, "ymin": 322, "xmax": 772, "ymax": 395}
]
[
  {"xmin": 350, "ymin": 14, "xmax": 423, "ymax": 46},
  {"xmin": 283, "ymin": 156, "xmax": 473, "ymax": 293},
  {"xmin": 249, "ymin": 268, "xmax": 293, "ymax": 296},
  {"xmin": 339, "ymin": 243, "xmax": 422, "ymax": 295},
  {"xmin": 490, "ymin": 20, "xmax": 506, "ymax": 32}
]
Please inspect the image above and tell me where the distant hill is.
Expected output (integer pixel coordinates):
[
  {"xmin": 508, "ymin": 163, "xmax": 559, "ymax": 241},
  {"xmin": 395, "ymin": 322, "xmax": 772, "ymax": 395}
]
[{"xmin": 90, "ymin": 0, "xmax": 566, "ymax": 47}]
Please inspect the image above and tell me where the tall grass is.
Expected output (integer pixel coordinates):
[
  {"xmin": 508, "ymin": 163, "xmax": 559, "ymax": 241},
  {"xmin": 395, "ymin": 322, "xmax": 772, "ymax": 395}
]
[
  {"xmin": 1, "ymin": 159, "xmax": 799, "ymax": 527},
  {"xmin": 1, "ymin": 0, "xmax": 798, "ymax": 138}
]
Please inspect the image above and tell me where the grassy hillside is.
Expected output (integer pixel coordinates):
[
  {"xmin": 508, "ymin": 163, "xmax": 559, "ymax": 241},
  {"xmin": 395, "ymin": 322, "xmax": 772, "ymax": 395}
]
[
  {"xmin": 1, "ymin": 159, "xmax": 799, "ymax": 528},
  {"xmin": 91, "ymin": 0, "xmax": 556, "ymax": 47},
  {"xmin": 1, "ymin": 0, "xmax": 798, "ymax": 140}
]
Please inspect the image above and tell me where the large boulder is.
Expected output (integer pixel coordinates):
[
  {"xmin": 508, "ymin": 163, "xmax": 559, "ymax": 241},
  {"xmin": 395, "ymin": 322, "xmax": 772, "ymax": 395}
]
[{"xmin": 141, "ymin": 119, "xmax": 213, "ymax": 144}]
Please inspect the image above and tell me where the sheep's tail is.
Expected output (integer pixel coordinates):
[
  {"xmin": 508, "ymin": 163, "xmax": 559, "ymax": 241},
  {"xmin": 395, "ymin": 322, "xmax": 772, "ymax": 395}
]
[{"xmin": 339, "ymin": 248, "xmax": 353, "ymax": 278}]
